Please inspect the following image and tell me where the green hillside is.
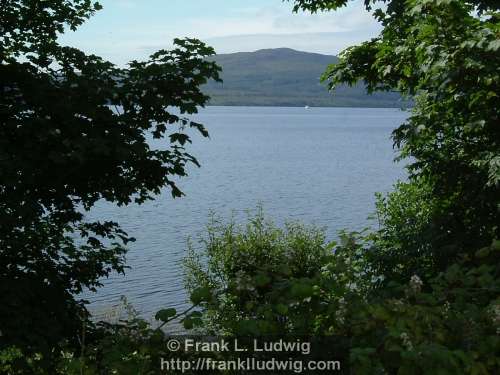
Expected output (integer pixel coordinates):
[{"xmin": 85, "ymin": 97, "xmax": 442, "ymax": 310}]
[{"xmin": 204, "ymin": 48, "xmax": 404, "ymax": 108}]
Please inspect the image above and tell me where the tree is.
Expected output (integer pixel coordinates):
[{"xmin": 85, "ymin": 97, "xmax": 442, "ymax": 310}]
[
  {"xmin": 288, "ymin": 0, "xmax": 499, "ymax": 281},
  {"xmin": 0, "ymin": 0, "xmax": 220, "ymax": 351}
]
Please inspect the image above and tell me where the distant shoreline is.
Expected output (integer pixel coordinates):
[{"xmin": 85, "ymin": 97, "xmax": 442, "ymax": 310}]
[
  {"xmin": 204, "ymin": 48, "xmax": 409, "ymax": 109},
  {"xmin": 204, "ymin": 104, "xmax": 410, "ymax": 110}
]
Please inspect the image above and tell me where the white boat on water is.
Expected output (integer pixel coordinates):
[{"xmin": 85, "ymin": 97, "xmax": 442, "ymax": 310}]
[{"xmin": 305, "ymin": 105, "xmax": 310, "ymax": 109}]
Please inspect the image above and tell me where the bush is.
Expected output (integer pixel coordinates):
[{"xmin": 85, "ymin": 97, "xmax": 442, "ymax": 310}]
[
  {"xmin": 183, "ymin": 209, "xmax": 500, "ymax": 374},
  {"xmin": 369, "ymin": 180, "xmax": 437, "ymax": 284},
  {"xmin": 184, "ymin": 209, "xmax": 340, "ymax": 335}
]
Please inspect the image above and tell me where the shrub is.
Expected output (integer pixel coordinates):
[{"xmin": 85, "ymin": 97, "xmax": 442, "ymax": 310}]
[
  {"xmin": 184, "ymin": 209, "xmax": 339, "ymax": 335},
  {"xmin": 183, "ymin": 209, "xmax": 500, "ymax": 373}
]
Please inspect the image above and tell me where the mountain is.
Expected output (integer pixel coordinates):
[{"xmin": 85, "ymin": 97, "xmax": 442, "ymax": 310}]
[{"xmin": 204, "ymin": 48, "xmax": 403, "ymax": 108}]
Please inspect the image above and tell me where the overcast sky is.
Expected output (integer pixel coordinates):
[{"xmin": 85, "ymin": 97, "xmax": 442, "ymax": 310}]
[{"xmin": 59, "ymin": 0, "xmax": 381, "ymax": 66}]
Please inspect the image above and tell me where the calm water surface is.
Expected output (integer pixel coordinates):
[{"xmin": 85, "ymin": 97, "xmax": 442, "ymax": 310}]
[{"xmin": 85, "ymin": 106, "xmax": 408, "ymax": 318}]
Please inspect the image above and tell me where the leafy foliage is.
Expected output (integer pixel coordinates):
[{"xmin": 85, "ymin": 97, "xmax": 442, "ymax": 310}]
[
  {"xmin": 183, "ymin": 210, "xmax": 337, "ymax": 335},
  {"xmin": 369, "ymin": 180, "xmax": 437, "ymax": 283},
  {"xmin": 281, "ymin": 0, "xmax": 500, "ymax": 372},
  {"xmin": 2, "ymin": 216, "xmax": 498, "ymax": 373},
  {"xmin": 289, "ymin": 0, "xmax": 500, "ymax": 279},
  {"xmin": 0, "ymin": 0, "xmax": 220, "ymax": 351},
  {"xmin": 183, "ymin": 211, "xmax": 500, "ymax": 373}
]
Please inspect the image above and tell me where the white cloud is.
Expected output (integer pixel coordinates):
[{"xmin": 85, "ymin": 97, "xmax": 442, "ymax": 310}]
[
  {"xmin": 181, "ymin": 1, "xmax": 379, "ymax": 39},
  {"xmin": 59, "ymin": 0, "xmax": 381, "ymax": 66}
]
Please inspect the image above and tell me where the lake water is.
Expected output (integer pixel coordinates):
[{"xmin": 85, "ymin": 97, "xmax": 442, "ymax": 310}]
[{"xmin": 85, "ymin": 106, "xmax": 408, "ymax": 319}]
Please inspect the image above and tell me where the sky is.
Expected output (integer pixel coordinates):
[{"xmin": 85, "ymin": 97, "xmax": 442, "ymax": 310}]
[{"xmin": 58, "ymin": 0, "xmax": 381, "ymax": 66}]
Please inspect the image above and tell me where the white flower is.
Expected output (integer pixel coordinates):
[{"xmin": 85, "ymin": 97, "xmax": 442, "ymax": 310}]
[
  {"xmin": 393, "ymin": 299, "xmax": 405, "ymax": 307},
  {"xmin": 442, "ymin": 301, "xmax": 451, "ymax": 318},
  {"xmin": 416, "ymin": 124, "xmax": 426, "ymax": 134},
  {"xmin": 60, "ymin": 351, "xmax": 74, "ymax": 359},
  {"xmin": 335, "ymin": 297, "xmax": 347, "ymax": 325},
  {"xmin": 409, "ymin": 274, "xmax": 423, "ymax": 293},
  {"xmin": 400, "ymin": 332, "xmax": 414, "ymax": 351}
]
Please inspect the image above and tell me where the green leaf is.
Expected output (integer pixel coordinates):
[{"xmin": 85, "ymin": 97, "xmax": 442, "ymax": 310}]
[
  {"xmin": 475, "ymin": 247, "xmax": 490, "ymax": 259},
  {"xmin": 190, "ymin": 286, "xmax": 212, "ymax": 305},
  {"xmin": 155, "ymin": 308, "xmax": 177, "ymax": 322},
  {"xmin": 290, "ymin": 281, "xmax": 314, "ymax": 299},
  {"xmin": 491, "ymin": 239, "xmax": 500, "ymax": 251},
  {"xmin": 183, "ymin": 317, "xmax": 194, "ymax": 330},
  {"xmin": 275, "ymin": 303, "xmax": 288, "ymax": 315},
  {"xmin": 325, "ymin": 241, "xmax": 337, "ymax": 251},
  {"xmin": 253, "ymin": 273, "xmax": 271, "ymax": 287}
]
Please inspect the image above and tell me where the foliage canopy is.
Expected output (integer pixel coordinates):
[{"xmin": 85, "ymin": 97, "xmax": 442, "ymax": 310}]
[
  {"xmin": 0, "ymin": 0, "xmax": 220, "ymax": 350},
  {"xmin": 289, "ymin": 0, "xmax": 500, "ymax": 281}
]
